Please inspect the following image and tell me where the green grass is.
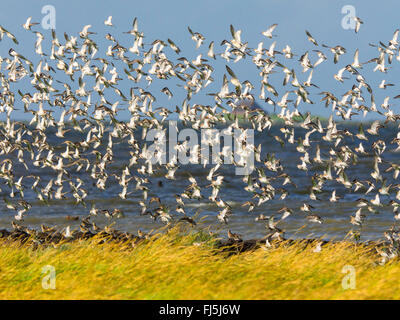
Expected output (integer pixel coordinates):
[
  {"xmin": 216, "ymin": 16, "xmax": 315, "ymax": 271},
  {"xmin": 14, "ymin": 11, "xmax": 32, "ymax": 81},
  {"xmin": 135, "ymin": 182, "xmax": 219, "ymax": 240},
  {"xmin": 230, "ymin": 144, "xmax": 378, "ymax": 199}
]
[{"xmin": 0, "ymin": 227, "xmax": 398, "ymax": 299}]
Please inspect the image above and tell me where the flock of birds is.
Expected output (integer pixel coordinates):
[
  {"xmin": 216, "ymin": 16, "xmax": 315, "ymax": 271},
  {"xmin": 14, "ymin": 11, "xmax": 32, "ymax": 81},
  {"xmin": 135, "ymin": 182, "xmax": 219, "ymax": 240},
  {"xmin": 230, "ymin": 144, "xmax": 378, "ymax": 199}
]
[{"xmin": 1, "ymin": 16, "xmax": 400, "ymax": 261}]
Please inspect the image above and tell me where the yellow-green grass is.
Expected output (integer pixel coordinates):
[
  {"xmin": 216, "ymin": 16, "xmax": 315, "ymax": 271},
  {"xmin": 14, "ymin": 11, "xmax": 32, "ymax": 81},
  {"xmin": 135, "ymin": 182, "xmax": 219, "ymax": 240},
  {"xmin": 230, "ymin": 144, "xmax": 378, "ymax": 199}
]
[{"xmin": 0, "ymin": 227, "xmax": 397, "ymax": 300}]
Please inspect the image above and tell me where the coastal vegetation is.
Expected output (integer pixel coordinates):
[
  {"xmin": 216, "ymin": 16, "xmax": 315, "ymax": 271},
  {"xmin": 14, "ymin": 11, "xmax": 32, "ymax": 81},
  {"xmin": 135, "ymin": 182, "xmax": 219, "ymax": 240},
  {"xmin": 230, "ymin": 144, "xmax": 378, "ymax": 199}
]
[{"xmin": 0, "ymin": 226, "xmax": 397, "ymax": 300}]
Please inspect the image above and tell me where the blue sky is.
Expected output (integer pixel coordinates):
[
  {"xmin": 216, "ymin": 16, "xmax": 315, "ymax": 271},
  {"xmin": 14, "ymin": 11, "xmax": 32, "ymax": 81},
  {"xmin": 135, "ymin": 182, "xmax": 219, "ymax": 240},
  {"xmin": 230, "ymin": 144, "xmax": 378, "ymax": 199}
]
[{"xmin": 1, "ymin": 0, "xmax": 400, "ymax": 120}]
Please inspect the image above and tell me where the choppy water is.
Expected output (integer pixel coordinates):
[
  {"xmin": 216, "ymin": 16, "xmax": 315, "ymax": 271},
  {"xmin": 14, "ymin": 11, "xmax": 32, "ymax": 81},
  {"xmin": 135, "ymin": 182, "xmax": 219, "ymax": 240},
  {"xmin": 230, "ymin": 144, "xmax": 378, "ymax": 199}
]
[{"xmin": 0, "ymin": 121, "xmax": 398, "ymax": 242}]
